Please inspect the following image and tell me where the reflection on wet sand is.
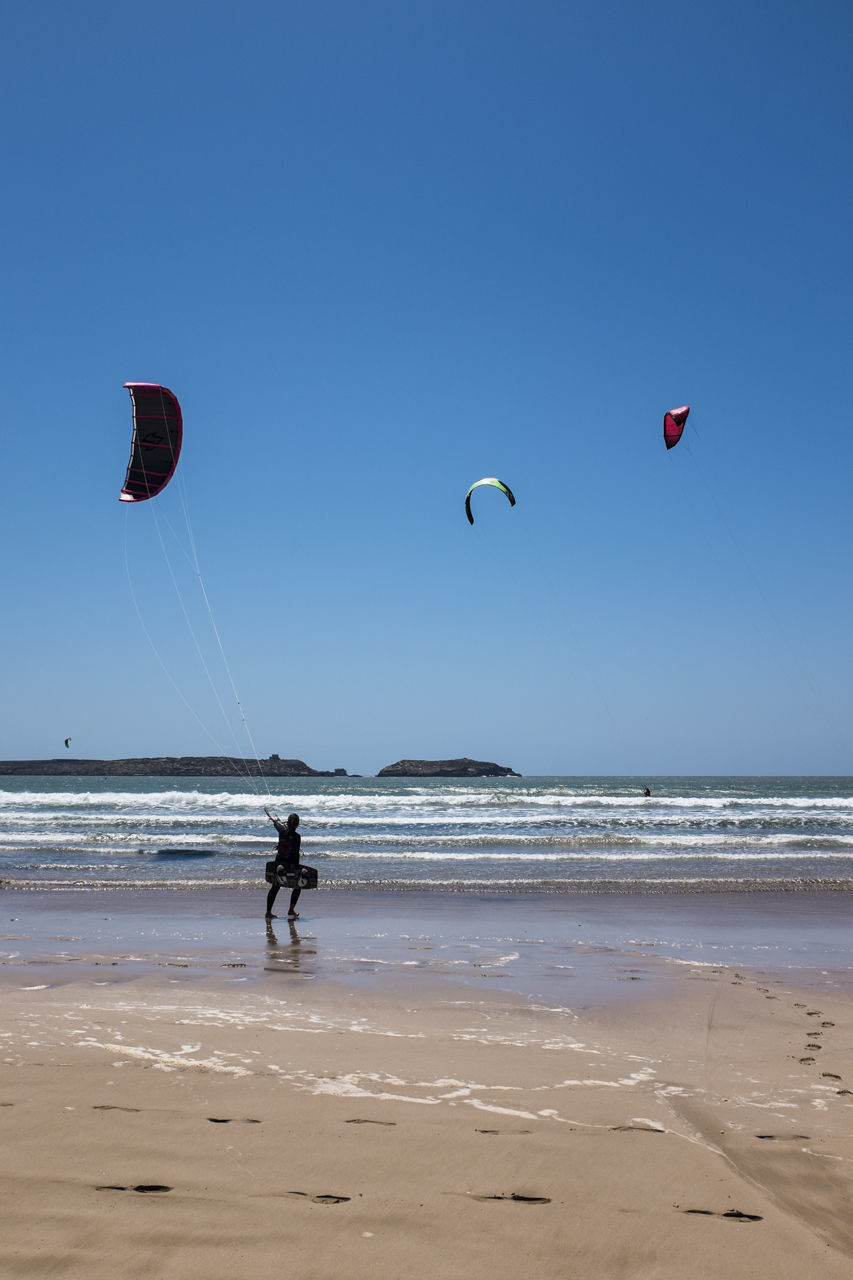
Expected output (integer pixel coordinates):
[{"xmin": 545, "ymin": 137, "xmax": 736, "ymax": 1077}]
[{"xmin": 265, "ymin": 920, "xmax": 317, "ymax": 976}]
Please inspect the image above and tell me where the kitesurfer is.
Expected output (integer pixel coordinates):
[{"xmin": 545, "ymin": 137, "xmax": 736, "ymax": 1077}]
[{"xmin": 264, "ymin": 808, "xmax": 302, "ymax": 920}]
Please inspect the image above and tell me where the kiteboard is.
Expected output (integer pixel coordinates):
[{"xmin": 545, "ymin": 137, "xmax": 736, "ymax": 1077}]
[{"xmin": 265, "ymin": 861, "xmax": 318, "ymax": 890}]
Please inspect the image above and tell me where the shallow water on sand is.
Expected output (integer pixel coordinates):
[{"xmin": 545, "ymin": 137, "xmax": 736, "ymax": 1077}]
[{"xmin": 2, "ymin": 889, "xmax": 851, "ymax": 1007}]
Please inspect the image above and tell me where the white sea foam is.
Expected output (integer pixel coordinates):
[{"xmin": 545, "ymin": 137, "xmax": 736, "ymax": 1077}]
[{"xmin": 3, "ymin": 776, "xmax": 853, "ymax": 891}]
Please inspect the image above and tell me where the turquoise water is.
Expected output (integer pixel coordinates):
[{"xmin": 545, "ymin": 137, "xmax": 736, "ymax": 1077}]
[{"xmin": 0, "ymin": 775, "xmax": 851, "ymax": 892}]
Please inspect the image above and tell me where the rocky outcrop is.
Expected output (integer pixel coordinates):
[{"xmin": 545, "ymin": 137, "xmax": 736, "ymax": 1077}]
[
  {"xmin": 0, "ymin": 757, "xmax": 346, "ymax": 777},
  {"xmin": 377, "ymin": 757, "xmax": 520, "ymax": 778}
]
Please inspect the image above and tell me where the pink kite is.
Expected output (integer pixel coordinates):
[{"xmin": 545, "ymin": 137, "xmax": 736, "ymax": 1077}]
[{"xmin": 663, "ymin": 405, "xmax": 689, "ymax": 450}]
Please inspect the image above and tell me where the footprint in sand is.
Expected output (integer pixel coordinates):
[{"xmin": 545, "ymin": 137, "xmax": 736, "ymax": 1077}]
[
  {"xmin": 467, "ymin": 1193, "xmax": 551, "ymax": 1204},
  {"xmin": 96, "ymin": 1184, "xmax": 172, "ymax": 1194},
  {"xmin": 822, "ymin": 1073, "xmax": 842, "ymax": 1081},
  {"xmin": 207, "ymin": 1117, "xmax": 261, "ymax": 1124},
  {"xmin": 682, "ymin": 1208, "xmax": 762, "ymax": 1222},
  {"xmin": 345, "ymin": 1118, "xmax": 396, "ymax": 1126},
  {"xmin": 475, "ymin": 1128, "xmax": 533, "ymax": 1136},
  {"xmin": 805, "ymin": 1043, "xmax": 823, "ymax": 1051},
  {"xmin": 755, "ymin": 1134, "xmax": 810, "ymax": 1141},
  {"xmin": 799, "ymin": 1057, "xmax": 816, "ymax": 1064},
  {"xmin": 92, "ymin": 1105, "xmax": 141, "ymax": 1113},
  {"xmin": 610, "ymin": 1124, "xmax": 665, "ymax": 1133},
  {"xmin": 285, "ymin": 1191, "xmax": 350, "ymax": 1204},
  {"xmin": 822, "ymin": 1021, "xmax": 835, "ymax": 1027}
]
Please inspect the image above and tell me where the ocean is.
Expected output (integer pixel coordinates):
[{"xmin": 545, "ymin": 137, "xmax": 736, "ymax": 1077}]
[{"xmin": 0, "ymin": 775, "xmax": 852, "ymax": 893}]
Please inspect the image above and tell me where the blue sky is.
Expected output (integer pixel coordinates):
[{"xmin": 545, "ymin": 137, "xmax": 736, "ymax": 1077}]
[{"xmin": 1, "ymin": 0, "xmax": 851, "ymax": 775}]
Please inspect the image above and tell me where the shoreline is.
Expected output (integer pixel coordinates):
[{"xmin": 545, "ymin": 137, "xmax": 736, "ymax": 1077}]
[{"xmin": 5, "ymin": 876, "xmax": 853, "ymax": 893}]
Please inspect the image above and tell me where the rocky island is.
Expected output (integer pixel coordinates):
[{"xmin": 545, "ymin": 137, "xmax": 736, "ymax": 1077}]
[
  {"xmin": 377, "ymin": 757, "xmax": 520, "ymax": 778},
  {"xmin": 0, "ymin": 755, "xmax": 347, "ymax": 778}
]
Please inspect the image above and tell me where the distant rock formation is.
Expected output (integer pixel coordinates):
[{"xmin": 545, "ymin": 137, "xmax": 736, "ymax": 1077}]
[
  {"xmin": 377, "ymin": 757, "xmax": 520, "ymax": 778},
  {"xmin": 0, "ymin": 756, "xmax": 347, "ymax": 778}
]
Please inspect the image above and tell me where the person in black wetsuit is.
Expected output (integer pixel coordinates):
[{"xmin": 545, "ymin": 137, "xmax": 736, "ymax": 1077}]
[{"xmin": 264, "ymin": 808, "xmax": 302, "ymax": 920}]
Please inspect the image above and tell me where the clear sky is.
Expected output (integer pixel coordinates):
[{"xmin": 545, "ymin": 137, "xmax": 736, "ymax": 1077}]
[{"xmin": 1, "ymin": 0, "xmax": 851, "ymax": 776}]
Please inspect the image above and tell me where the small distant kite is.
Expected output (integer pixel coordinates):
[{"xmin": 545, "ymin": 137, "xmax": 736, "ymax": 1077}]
[
  {"xmin": 465, "ymin": 478, "xmax": 516, "ymax": 525},
  {"xmin": 64, "ymin": 738, "xmax": 71, "ymax": 749},
  {"xmin": 120, "ymin": 383, "xmax": 183, "ymax": 502},
  {"xmin": 663, "ymin": 405, "xmax": 690, "ymax": 450}
]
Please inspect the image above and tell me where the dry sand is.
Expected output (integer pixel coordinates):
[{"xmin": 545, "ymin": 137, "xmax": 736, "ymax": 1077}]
[{"xmin": 1, "ymin": 893, "xmax": 853, "ymax": 1278}]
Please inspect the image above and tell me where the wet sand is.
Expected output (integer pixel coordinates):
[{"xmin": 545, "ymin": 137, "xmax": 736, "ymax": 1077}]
[
  {"xmin": 3, "ymin": 886, "xmax": 853, "ymax": 996},
  {"xmin": 1, "ymin": 888, "xmax": 853, "ymax": 1277}
]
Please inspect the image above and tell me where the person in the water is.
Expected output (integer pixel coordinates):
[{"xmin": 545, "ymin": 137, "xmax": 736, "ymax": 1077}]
[{"xmin": 264, "ymin": 808, "xmax": 302, "ymax": 919}]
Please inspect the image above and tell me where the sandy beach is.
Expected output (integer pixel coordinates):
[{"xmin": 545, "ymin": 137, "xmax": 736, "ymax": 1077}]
[{"xmin": 2, "ymin": 889, "xmax": 853, "ymax": 1278}]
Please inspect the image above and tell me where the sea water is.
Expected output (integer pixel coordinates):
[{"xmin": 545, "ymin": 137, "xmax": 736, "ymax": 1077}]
[{"xmin": 0, "ymin": 775, "xmax": 852, "ymax": 892}]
